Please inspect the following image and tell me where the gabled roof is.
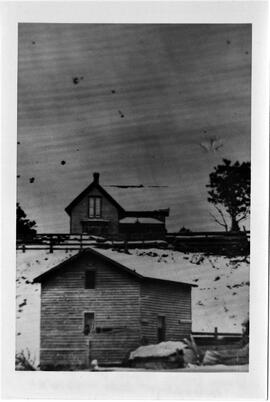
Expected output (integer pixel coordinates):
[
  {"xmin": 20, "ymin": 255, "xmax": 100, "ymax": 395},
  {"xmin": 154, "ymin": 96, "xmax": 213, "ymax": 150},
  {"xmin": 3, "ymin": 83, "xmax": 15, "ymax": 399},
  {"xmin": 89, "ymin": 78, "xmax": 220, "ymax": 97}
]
[
  {"xmin": 65, "ymin": 173, "xmax": 170, "ymax": 216},
  {"xmin": 33, "ymin": 247, "xmax": 197, "ymax": 288},
  {"xmin": 65, "ymin": 182, "xmax": 125, "ymax": 216}
]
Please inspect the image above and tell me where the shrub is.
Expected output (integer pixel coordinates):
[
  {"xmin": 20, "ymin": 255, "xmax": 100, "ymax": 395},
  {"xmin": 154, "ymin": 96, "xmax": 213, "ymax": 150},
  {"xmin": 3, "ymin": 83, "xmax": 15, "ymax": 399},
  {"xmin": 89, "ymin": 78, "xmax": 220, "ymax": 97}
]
[{"xmin": 15, "ymin": 349, "xmax": 37, "ymax": 371}]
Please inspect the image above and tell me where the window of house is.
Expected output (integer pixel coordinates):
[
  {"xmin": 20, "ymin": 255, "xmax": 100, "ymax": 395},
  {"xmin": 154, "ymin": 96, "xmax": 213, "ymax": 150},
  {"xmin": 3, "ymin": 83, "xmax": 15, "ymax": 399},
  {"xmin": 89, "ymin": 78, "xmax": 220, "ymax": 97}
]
[
  {"xmin": 83, "ymin": 312, "xmax": 95, "ymax": 335},
  {"xmin": 88, "ymin": 196, "xmax": 102, "ymax": 218},
  {"xmin": 85, "ymin": 270, "xmax": 96, "ymax": 289}
]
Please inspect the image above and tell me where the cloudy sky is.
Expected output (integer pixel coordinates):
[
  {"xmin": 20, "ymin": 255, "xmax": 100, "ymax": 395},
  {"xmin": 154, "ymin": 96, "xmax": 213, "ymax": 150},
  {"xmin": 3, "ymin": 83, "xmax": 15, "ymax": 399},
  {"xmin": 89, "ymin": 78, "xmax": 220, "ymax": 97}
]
[{"xmin": 17, "ymin": 24, "xmax": 251, "ymax": 232}]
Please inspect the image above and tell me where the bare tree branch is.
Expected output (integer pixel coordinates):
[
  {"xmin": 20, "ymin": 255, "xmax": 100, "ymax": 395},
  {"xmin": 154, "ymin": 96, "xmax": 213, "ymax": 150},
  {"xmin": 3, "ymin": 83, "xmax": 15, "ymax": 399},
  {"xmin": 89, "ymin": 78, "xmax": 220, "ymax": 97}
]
[
  {"xmin": 209, "ymin": 212, "xmax": 227, "ymax": 229},
  {"xmin": 214, "ymin": 205, "xmax": 229, "ymax": 231},
  {"xmin": 236, "ymin": 208, "xmax": 250, "ymax": 223},
  {"xmin": 236, "ymin": 215, "xmax": 248, "ymax": 223},
  {"xmin": 209, "ymin": 206, "xmax": 229, "ymax": 231}
]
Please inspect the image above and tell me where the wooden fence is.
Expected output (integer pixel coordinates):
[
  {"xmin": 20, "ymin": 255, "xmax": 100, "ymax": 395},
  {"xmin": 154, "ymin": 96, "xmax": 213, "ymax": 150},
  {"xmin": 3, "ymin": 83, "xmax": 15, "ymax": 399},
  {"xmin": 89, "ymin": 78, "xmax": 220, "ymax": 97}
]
[
  {"xmin": 17, "ymin": 233, "xmax": 103, "ymax": 253},
  {"xmin": 192, "ymin": 327, "xmax": 246, "ymax": 349},
  {"xmin": 168, "ymin": 231, "xmax": 250, "ymax": 237},
  {"xmin": 192, "ymin": 327, "xmax": 243, "ymax": 340},
  {"xmin": 16, "ymin": 231, "xmax": 250, "ymax": 254},
  {"xmin": 16, "ymin": 233, "xmax": 168, "ymax": 253},
  {"xmin": 168, "ymin": 231, "xmax": 250, "ymax": 255}
]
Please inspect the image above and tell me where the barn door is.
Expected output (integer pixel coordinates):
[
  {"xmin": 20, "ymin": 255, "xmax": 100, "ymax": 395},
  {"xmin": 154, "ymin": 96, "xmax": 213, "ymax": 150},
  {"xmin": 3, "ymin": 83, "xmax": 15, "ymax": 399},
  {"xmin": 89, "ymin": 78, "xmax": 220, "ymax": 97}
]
[{"xmin": 157, "ymin": 315, "xmax": 166, "ymax": 342}]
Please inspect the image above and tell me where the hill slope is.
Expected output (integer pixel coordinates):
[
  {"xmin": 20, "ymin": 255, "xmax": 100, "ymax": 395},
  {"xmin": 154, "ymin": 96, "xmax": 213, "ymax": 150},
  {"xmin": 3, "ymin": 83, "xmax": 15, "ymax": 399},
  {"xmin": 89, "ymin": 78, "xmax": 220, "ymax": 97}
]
[{"xmin": 16, "ymin": 248, "xmax": 249, "ymax": 365}]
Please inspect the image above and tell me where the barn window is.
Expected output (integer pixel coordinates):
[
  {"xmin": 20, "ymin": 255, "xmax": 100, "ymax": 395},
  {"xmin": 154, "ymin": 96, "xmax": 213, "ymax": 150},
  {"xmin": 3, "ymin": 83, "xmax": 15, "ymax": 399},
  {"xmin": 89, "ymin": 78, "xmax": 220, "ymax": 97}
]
[
  {"xmin": 85, "ymin": 270, "xmax": 96, "ymax": 289},
  {"xmin": 84, "ymin": 312, "xmax": 95, "ymax": 335},
  {"xmin": 88, "ymin": 197, "xmax": 102, "ymax": 218}
]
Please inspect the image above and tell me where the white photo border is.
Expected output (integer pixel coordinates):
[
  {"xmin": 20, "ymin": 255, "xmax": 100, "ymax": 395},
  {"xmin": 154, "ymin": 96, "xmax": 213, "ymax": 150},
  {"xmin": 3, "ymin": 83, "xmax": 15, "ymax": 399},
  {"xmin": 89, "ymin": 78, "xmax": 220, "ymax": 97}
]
[{"xmin": 1, "ymin": 1, "xmax": 269, "ymax": 399}]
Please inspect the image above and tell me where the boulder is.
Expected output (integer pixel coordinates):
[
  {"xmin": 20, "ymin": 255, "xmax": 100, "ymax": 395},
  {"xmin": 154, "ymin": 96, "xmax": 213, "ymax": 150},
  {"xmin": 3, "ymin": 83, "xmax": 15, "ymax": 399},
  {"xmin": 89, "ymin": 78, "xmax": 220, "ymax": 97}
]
[
  {"xmin": 129, "ymin": 341, "xmax": 197, "ymax": 369},
  {"xmin": 202, "ymin": 350, "xmax": 221, "ymax": 366},
  {"xmin": 202, "ymin": 344, "xmax": 249, "ymax": 366}
]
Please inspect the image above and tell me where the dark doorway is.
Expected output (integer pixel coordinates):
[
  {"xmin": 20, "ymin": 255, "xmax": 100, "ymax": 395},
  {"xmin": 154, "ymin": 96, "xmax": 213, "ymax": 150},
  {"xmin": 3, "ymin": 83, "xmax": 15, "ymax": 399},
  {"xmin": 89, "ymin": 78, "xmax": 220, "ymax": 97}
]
[
  {"xmin": 157, "ymin": 315, "xmax": 166, "ymax": 342},
  {"xmin": 81, "ymin": 221, "xmax": 109, "ymax": 236},
  {"xmin": 84, "ymin": 312, "xmax": 95, "ymax": 366},
  {"xmin": 83, "ymin": 312, "xmax": 95, "ymax": 335}
]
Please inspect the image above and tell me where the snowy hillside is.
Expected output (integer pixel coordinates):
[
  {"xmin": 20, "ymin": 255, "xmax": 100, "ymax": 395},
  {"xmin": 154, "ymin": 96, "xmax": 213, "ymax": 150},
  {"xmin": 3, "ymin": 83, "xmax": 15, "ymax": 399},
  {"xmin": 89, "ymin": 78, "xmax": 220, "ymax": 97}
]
[
  {"xmin": 16, "ymin": 250, "xmax": 77, "ymax": 363},
  {"xmin": 124, "ymin": 249, "xmax": 249, "ymax": 333},
  {"xmin": 16, "ymin": 248, "xmax": 249, "ymax": 365}
]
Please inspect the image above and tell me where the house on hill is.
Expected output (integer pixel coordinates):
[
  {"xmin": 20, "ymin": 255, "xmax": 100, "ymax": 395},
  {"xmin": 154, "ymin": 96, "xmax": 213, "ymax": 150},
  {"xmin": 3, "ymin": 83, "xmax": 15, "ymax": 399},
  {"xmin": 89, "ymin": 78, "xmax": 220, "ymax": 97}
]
[
  {"xmin": 33, "ymin": 247, "xmax": 196, "ymax": 370},
  {"xmin": 65, "ymin": 172, "xmax": 170, "ymax": 239}
]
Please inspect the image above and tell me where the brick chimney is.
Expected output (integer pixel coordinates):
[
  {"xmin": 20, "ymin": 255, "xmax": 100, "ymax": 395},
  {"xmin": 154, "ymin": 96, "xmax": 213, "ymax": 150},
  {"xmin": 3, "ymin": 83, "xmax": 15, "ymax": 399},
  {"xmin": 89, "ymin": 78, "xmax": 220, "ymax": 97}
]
[{"xmin": 93, "ymin": 172, "xmax": 100, "ymax": 184}]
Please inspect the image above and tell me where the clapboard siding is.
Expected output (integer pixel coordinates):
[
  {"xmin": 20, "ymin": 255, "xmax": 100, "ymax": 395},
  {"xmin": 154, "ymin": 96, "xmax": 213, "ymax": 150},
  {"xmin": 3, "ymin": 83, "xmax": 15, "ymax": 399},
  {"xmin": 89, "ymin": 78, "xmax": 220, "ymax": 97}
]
[
  {"xmin": 40, "ymin": 350, "xmax": 87, "ymax": 369},
  {"xmin": 38, "ymin": 251, "xmax": 193, "ymax": 369},
  {"xmin": 70, "ymin": 187, "xmax": 119, "ymax": 234},
  {"xmin": 140, "ymin": 282, "xmax": 192, "ymax": 344},
  {"xmin": 40, "ymin": 254, "xmax": 141, "ymax": 369}
]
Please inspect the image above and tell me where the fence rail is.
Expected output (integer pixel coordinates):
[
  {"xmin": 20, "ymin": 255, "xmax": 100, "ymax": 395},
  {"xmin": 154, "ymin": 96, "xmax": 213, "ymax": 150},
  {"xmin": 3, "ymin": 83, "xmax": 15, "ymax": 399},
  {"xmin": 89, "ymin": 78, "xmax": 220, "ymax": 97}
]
[
  {"xmin": 167, "ymin": 231, "xmax": 250, "ymax": 237},
  {"xmin": 16, "ymin": 233, "xmax": 169, "ymax": 253},
  {"xmin": 191, "ymin": 327, "xmax": 246, "ymax": 349},
  {"xmin": 192, "ymin": 328, "xmax": 243, "ymax": 339},
  {"xmin": 168, "ymin": 231, "xmax": 250, "ymax": 255},
  {"xmin": 16, "ymin": 231, "xmax": 250, "ymax": 253}
]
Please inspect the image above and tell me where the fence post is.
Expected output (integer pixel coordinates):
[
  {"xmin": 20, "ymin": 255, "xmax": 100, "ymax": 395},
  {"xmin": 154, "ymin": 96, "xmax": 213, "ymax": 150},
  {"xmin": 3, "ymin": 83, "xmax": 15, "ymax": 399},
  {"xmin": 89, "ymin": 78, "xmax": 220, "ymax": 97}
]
[
  {"xmin": 214, "ymin": 327, "xmax": 218, "ymax": 340},
  {"xmin": 80, "ymin": 234, "xmax": 83, "ymax": 251},
  {"xmin": 49, "ymin": 235, "xmax": 53, "ymax": 253}
]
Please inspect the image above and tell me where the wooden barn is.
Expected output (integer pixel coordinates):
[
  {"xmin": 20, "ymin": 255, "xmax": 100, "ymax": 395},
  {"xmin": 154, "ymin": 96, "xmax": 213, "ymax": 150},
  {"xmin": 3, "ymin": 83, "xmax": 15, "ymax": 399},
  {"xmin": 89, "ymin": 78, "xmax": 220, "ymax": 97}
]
[
  {"xmin": 33, "ymin": 247, "xmax": 196, "ymax": 370},
  {"xmin": 65, "ymin": 172, "xmax": 170, "ymax": 239}
]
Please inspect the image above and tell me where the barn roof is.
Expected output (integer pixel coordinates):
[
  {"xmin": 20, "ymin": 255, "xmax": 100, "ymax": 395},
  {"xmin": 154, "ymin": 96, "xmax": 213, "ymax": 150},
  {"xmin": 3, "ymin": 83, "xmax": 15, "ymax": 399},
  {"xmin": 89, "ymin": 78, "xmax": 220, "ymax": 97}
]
[{"xmin": 33, "ymin": 247, "xmax": 197, "ymax": 287}]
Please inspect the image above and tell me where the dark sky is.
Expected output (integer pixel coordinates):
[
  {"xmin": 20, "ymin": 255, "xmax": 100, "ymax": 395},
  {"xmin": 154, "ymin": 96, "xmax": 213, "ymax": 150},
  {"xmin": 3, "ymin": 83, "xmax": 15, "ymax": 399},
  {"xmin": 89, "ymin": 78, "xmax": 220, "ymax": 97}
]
[{"xmin": 17, "ymin": 24, "xmax": 251, "ymax": 232}]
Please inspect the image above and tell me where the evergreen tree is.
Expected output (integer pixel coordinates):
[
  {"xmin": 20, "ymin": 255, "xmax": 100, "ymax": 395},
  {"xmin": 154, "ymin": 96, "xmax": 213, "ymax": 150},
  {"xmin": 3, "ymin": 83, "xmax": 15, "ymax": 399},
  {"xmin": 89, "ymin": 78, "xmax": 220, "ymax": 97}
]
[{"xmin": 16, "ymin": 203, "xmax": 37, "ymax": 239}]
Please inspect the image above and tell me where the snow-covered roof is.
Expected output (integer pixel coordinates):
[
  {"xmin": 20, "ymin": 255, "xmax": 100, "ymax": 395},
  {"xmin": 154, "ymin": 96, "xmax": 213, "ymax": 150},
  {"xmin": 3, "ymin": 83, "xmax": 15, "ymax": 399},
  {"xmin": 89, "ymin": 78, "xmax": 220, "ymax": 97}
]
[
  {"xmin": 33, "ymin": 247, "xmax": 197, "ymax": 287},
  {"xmin": 119, "ymin": 217, "xmax": 163, "ymax": 224},
  {"xmin": 93, "ymin": 247, "xmax": 197, "ymax": 285}
]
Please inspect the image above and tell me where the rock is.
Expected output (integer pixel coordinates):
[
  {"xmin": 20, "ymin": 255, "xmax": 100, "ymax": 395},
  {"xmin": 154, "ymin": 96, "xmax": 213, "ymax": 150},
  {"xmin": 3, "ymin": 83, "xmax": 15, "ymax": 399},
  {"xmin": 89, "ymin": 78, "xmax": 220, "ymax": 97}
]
[
  {"xmin": 90, "ymin": 359, "xmax": 99, "ymax": 371},
  {"xmin": 182, "ymin": 347, "xmax": 197, "ymax": 366},
  {"xmin": 202, "ymin": 350, "xmax": 221, "ymax": 366},
  {"xmin": 129, "ymin": 341, "xmax": 187, "ymax": 360},
  {"xmin": 202, "ymin": 344, "xmax": 249, "ymax": 366},
  {"xmin": 129, "ymin": 341, "xmax": 198, "ymax": 369},
  {"xmin": 16, "ymin": 362, "xmax": 26, "ymax": 370},
  {"xmin": 186, "ymin": 363, "xmax": 199, "ymax": 369}
]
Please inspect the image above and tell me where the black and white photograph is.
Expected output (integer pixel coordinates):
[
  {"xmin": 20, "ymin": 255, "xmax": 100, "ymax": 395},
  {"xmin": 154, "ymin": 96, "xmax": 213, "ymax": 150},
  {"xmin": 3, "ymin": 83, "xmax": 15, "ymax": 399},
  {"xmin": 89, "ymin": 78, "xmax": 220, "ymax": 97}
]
[
  {"xmin": 16, "ymin": 22, "xmax": 251, "ymax": 372},
  {"xmin": 1, "ymin": 1, "xmax": 268, "ymax": 399}
]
